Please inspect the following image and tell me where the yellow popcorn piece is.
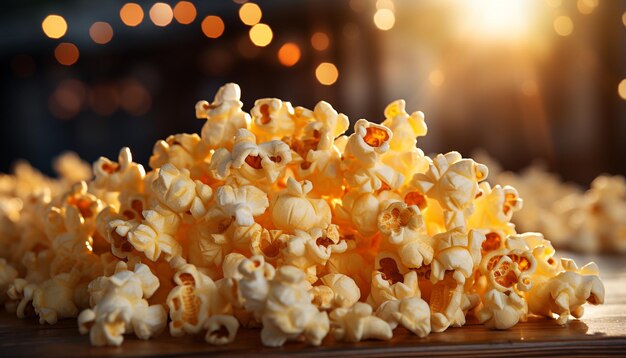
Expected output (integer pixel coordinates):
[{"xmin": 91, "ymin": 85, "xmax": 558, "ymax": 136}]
[
  {"xmin": 152, "ymin": 163, "xmax": 213, "ymax": 218},
  {"xmin": 376, "ymin": 296, "xmax": 431, "ymax": 337},
  {"xmin": 77, "ymin": 262, "xmax": 166, "ymax": 346},
  {"xmin": 342, "ymin": 119, "xmax": 403, "ymax": 192},
  {"xmin": 149, "ymin": 133, "xmax": 211, "ymax": 175},
  {"xmin": 259, "ymin": 266, "xmax": 330, "ymax": 347},
  {"xmin": 212, "ymin": 184, "xmax": 269, "ymax": 226},
  {"xmin": 412, "ymin": 152, "xmax": 488, "ymax": 229},
  {"xmin": 196, "ymin": 83, "xmax": 250, "ymax": 150},
  {"xmin": 430, "ymin": 228, "xmax": 485, "ymax": 284},
  {"xmin": 270, "ymin": 178, "xmax": 331, "ymax": 233},
  {"xmin": 367, "ymin": 253, "xmax": 420, "ymax": 309},
  {"xmin": 527, "ymin": 259, "xmax": 604, "ymax": 325},
  {"xmin": 283, "ymin": 226, "xmax": 347, "ymax": 282},
  {"xmin": 250, "ymin": 98, "xmax": 296, "ymax": 143},
  {"xmin": 167, "ymin": 259, "xmax": 217, "ymax": 336},
  {"xmin": 329, "ymin": 302, "xmax": 392, "ymax": 342},
  {"xmin": 93, "ymin": 147, "xmax": 145, "ymax": 193},
  {"xmin": 377, "ymin": 200, "xmax": 434, "ymax": 268},
  {"xmin": 469, "ymin": 182, "xmax": 522, "ymax": 236},
  {"xmin": 476, "ymin": 288, "xmax": 527, "ymax": 330},
  {"xmin": 311, "ymin": 273, "xmax": 360, "ymax": 310}
]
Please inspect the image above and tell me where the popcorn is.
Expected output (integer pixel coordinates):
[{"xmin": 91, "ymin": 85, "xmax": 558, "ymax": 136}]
[
  {"xmin": 270, "ymin": 178, "xmax": 331, "ymax": 233},
  {"xmin": 204, "ymin": 315, "xmax": 239, "ymax": 345},
  {"xmin": 77, "ymin": 262, "xmax": 166, "ymax": 346},
  {"xmin": 196, "ymin": 83, "xmax": 250, "ymax": 150},
  {"xmin": 0, "ymin": 83, "xmax": 606, "ymax": 349},
  {"xmin": 249, "ymin": 98, "xmax": 296, "ymax": 143},
  {"xmin": 376, "ymin": 297, "xmax": 431, "ymax": 337},
  {"xmin": 329, "ymin": 302, "xmax": 392, "ymax": 342}
]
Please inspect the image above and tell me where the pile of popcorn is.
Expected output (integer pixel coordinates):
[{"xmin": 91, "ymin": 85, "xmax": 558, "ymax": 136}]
[
  {"xmin": 475, "ymin": 151, "xmax": 626, "ymax": 254},
  {"xmin": 0, "ymin": 83, "xmax": 605, "ymax": 347}
]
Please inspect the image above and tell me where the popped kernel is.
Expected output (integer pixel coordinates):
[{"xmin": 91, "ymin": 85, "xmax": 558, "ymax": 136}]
[
  {"xmin": 249, "ymin": 98, "xmax": 296, "ymax": 143},
  {"xmin": 270, "ymin": 178, "xmax": 331, "ymax": 233},
  {"xmin": 196, "ymin": 83, "xmax": 250, "ymax": 150},
  {"xmin": 376, "ymin": 296, "xmax": 431, "ymax": 337},
  {"xmin": 329, "ymin": 302, "xmax": 392, "ymax": 342},
  {"xmin": 77, "ymin": 262, "xmax": 166, "ymax": 346}
]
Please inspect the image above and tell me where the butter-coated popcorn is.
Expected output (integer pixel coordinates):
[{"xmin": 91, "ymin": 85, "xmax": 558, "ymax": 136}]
[
  {"xmin": 77, "ymin": 262, "xmax": 166, "ymax": 346},
  {"xmin": 167, "ymin": 259, "xmax": 217, "ymax": 336},
  {"xmin": 0, "ymin": 83, "xmax": 606, "ymax": 348},
  {"xmin": 271, "ymin": 178, "xmax": 331, "ymax": 233},
  {"xmin": 196, "ymin": 83, "xmax": 250, "ymax": 150},
  {"xmin": 376, "ymin": 296, "xmax": 431, "ymax": 337},
  {"xmin": 250, "ymin": 98, "xmax": 296, "ymax": 143},
  {"xmin": 259, "ymin": 266, "xmax": 330, "ymax": 347},
  {"xmin": 329, "ymin": 302, "xmax": 392, "ymax": 342}
]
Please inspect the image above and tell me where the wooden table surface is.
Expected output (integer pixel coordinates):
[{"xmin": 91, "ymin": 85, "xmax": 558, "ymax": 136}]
[{"xmin": 1, "ymin": 252, "xmax": 625, "ymax": 357}]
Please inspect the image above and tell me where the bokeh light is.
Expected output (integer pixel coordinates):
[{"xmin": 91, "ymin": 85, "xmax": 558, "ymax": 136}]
[
  {"xmin": 428, "ymin": 69, "xmax": 444, "ymax": 87},
  {"xmin": 373, "ymin": 9, "xmax": 395, "ymax": 31},
  {"xmin": 545, "ymin": 0, "xmax": 562, "ymax": 7},
  {"xmin": 315, "ymin": 62, "xmax": 339, "ymax": 86},
  {"xmin": 201, "ymin": 16, "xmax": 225, "ymax": 39},
  {"xmin": 376, "ymin": 0, "xmax": 395, "ymax": 11},
  {"xmin": 173, "ymin": 1, "xmax": 197, "ymax": 25},
  {"xmin": 577, "ymin": 0, "xmax": 598, "ymax": 15},
  {"xmin": 554, "ymin": 15, "xmax": 574, "ymax": 36},
  {"xmin": 120, "ymin": 79, "xmax": 152, "ymax": 115},
  {"xmin": 311, "ymin": 32, "xmax": 329, "ymax": 51},
  {"xmin": 278, "ymin": 42, "xmax": 301, "ymax": 67},
  {"xmin": 48, "ymin": 79, "xmax": 86, "ymax": 120},
  {"xmin": 149, "ymin": 3, "xmax": 173, "ymax": 27},
  {"xmin": 458, "ymin": 0, "xmax": 533, "ymax": 40},
  {"xmin": 89, "ymin": 22, "xmax": 113, "ymax": 45},
  {"xmin": 239, "ymin": 3, "xmax": 262, "ymax": 26},
  {"xmin": 90, "ymin": 85, "xmax": 120, "ymax": 116},
  {"xmin": 54, "ymin": 43, "xmax": 79, "ymax": 66},
  {"xmin": 618, "ymin": 79, "xmax": 626, "ymax": 100},
  {"xmin": 120, "ymin": 3, "xmax": 144, "ymax": 27},
  {"xmin": 42, "ymin": 15, "xmax": 67, "ymax": 39},
  {"xmin": 249, "ymin": 23, "xmax": 273, "ymax": 47}
]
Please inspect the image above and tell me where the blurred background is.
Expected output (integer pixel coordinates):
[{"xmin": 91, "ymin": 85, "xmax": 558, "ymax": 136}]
[{"xmin": 0, "ymin": 0, "xmax": 624, "ymax": 185}]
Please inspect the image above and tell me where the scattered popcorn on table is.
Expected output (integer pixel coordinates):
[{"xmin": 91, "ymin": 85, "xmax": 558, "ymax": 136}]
[
  {"xmin": 474, "ymin": 151, "xmax": 626, "ymax": 254},
  {"xmin": 0, "ymin": 83, "xmax": 605, "ymax": 347}
]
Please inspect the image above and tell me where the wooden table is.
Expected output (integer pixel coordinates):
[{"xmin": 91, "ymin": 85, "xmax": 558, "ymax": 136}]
[{"xmin": 1, "ymin": 252, "xmax": 625, "ymax": 357}]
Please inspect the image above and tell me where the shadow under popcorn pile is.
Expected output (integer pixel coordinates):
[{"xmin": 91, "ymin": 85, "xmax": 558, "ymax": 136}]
[{"xmin": 0, "ymin": 83, "xmax": 605, "ymax": 348}]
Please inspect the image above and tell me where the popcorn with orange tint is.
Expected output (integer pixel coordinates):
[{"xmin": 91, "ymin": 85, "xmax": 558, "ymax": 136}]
[
  {"xmin": 380, "ymin": 100, "xmax": 430, "ymax": 180},
  {"xmin": 77, "ymin": 262, "xmax": 166, "ymax": 346},
  {"xmin": 149, "ymin": 133, "xmax": 211, "ymax": 174},
  {"xmin": 367, "ymin": 253, "xmax": 420, "ymax": 309},
  {"xmin": 283, "ymin": 226, "xmax": 347, "ymax": 282},
  {"xmin": 0, "ymin": 82, "xmax": 607, "ymax": 348},
  {"xmin": 258, "ymin": 266, "xmax": 330, "ymax": 347},
  {"xmin": 412, "ymin": 151, "xmax": 488, "ymax": 230},
  {"xmin": 311, "ymin": 273, "xmax": 360, "ymax": 310},
  {"xmin": 211, "ymin": 129, "xmax": 292, "ymax": 186},
  {"xmin": 108, "ymin": 206, "xmax": 182, "ymax": 261},
  {"xmin": 249, "ymin": 98, "xmax": 296, "ymax": 143},
  {"xmin": 342, "ymin": 119, "xmax": 402, "ymax": 192},
  {"xmin": 377, "ymin": 200, "xmax": 434, "ymax": 268},
  {"xmin": 469, "ymin": 182, "xmax": 522, "ymax": 235},
  {"xmin": 270, "ymin": 178, "xmax": 331, "ymax": 233},
  {"xmin": 167, "ymin": 258, "xmax": 218, "ymax": 336},
  {"xmin": 152, "ymin": 164, "xmax": 213, "ymax": 219},
  {"xmin": 196, "ymin": 83, "xmax": 250, "ymax": 150}
]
